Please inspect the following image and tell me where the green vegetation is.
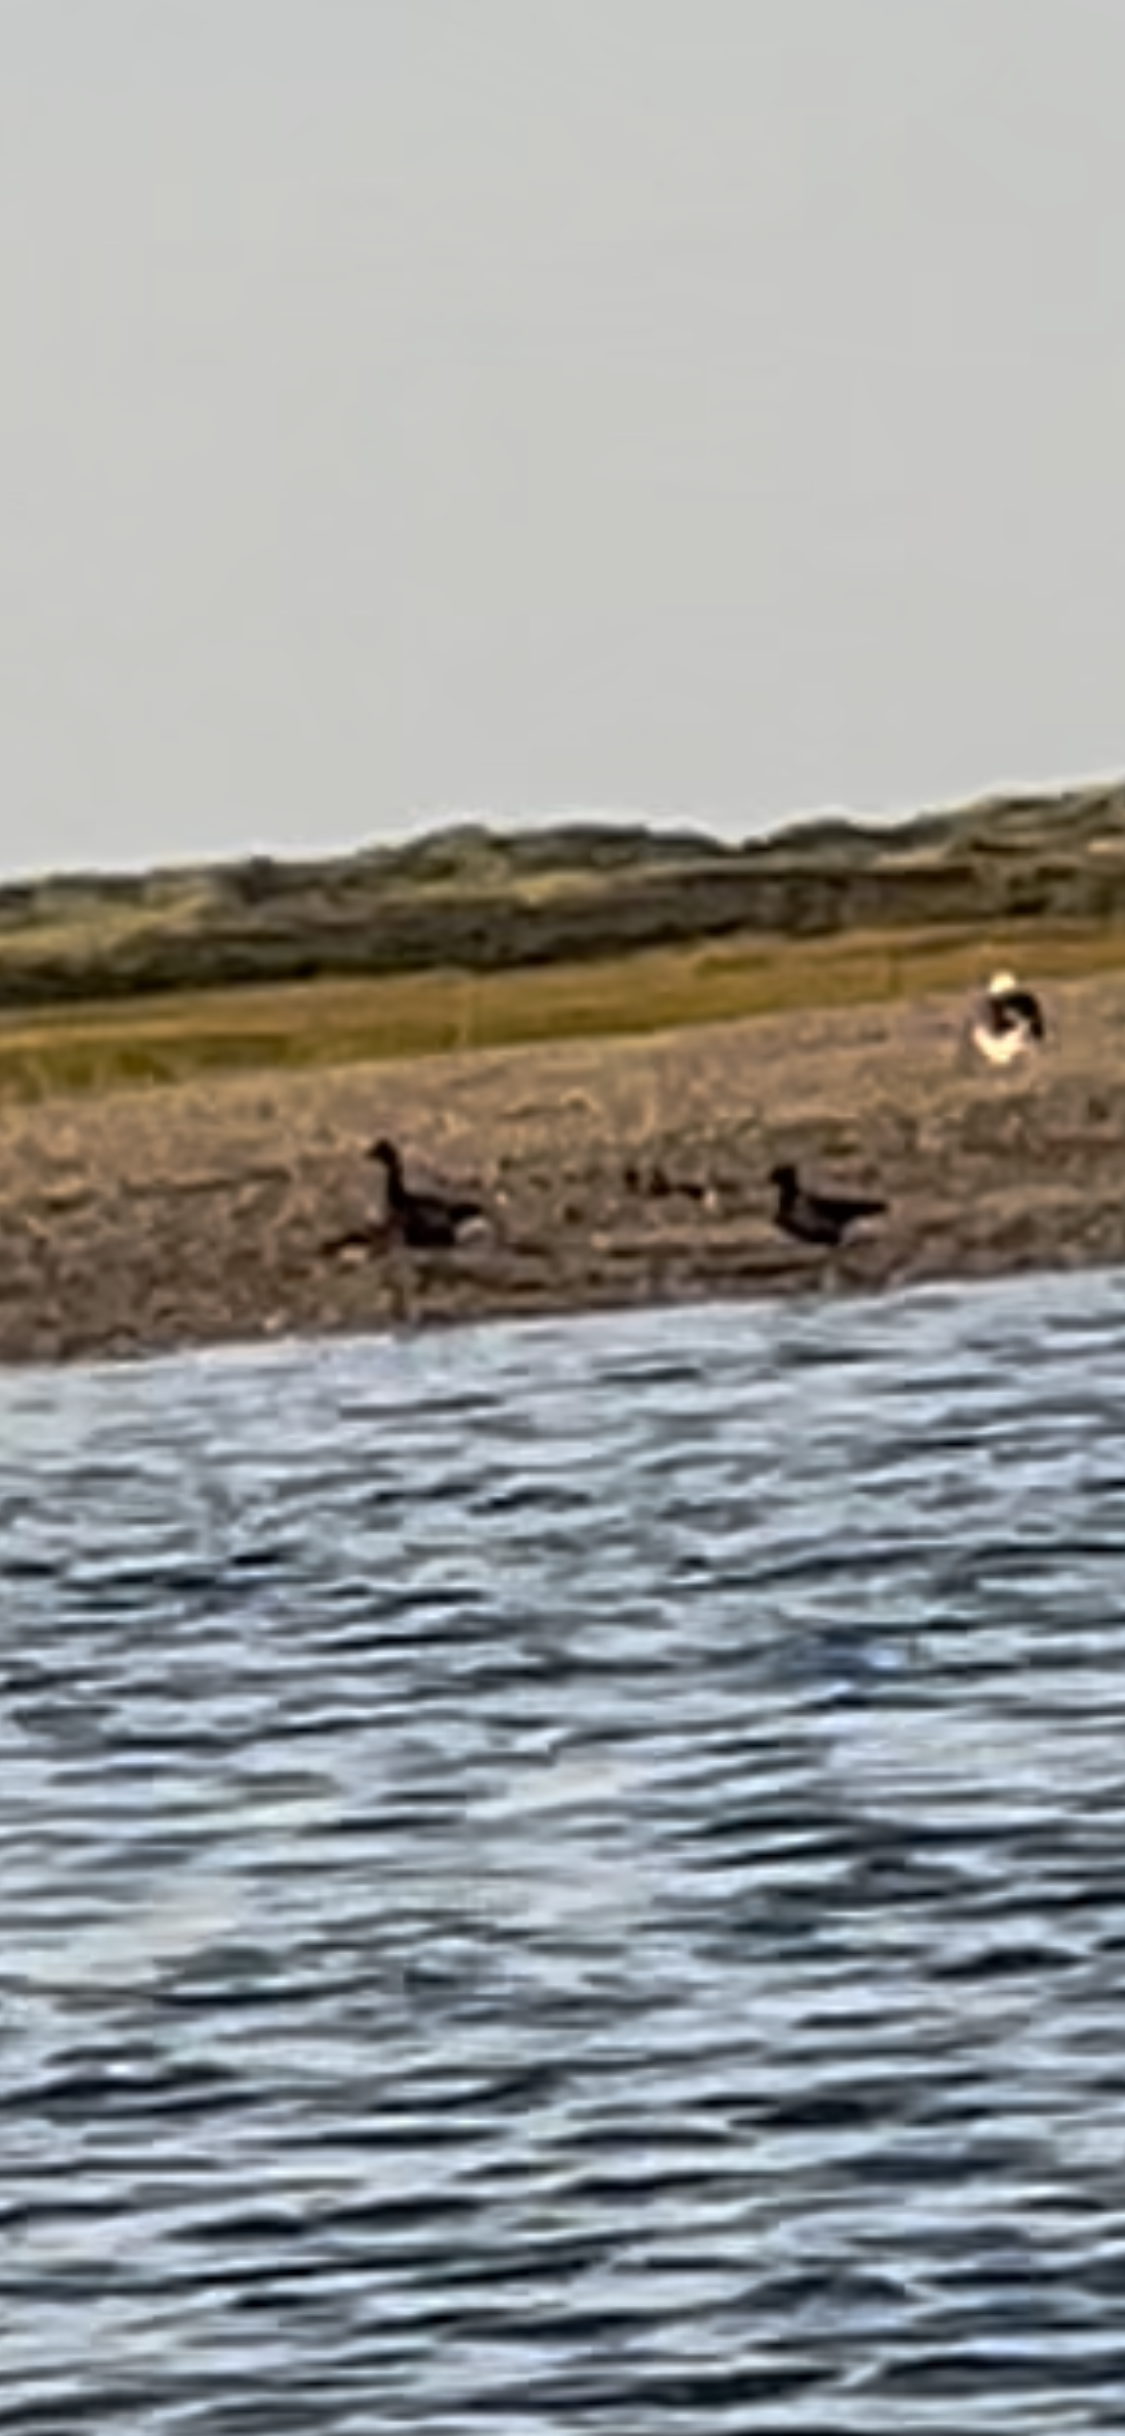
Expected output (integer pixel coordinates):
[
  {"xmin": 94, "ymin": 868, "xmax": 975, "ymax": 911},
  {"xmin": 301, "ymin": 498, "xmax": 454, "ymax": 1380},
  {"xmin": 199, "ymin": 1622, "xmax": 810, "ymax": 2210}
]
[
  {"xmin": 2, "ymin": 781, "xmax": 1124, "ymax": 1099},
  {"xmin": 3, "ymin": 781, "xmax": 1125, "ymax": 1015}
]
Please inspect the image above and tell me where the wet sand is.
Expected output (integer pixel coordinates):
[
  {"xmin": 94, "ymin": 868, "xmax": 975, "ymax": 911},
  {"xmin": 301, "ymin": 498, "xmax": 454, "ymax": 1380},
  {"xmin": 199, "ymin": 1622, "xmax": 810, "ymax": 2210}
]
[{"xmin": 2, "ymin": 971, "xmax": 1125, "ymax": 1365}]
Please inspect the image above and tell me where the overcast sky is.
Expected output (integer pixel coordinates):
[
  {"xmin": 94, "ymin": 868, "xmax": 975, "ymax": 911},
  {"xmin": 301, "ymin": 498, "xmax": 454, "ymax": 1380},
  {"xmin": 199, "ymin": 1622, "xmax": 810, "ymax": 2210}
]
[{"xmin": 0, "ymin": 0, "xmax": 1121, "ymax": 877}]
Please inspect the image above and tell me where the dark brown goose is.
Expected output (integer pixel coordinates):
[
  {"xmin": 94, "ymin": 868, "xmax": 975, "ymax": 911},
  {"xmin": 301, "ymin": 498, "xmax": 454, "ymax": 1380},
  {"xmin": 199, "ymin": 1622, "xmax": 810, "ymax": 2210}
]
[
  {"xmin": 368, "ymin": 1138, "xmax": 487, "ymax": 1251},
  {"xmin": 770, "ymin": 1162, "xmax": 886, "ymax": 1250}
]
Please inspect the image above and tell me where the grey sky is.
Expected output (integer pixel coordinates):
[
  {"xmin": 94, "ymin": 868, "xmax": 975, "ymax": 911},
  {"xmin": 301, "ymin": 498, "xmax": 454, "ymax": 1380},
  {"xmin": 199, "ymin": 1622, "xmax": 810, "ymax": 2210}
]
[{"xmin": 0, "ymin": 0, "xmax": 1120, "ymax": 877}]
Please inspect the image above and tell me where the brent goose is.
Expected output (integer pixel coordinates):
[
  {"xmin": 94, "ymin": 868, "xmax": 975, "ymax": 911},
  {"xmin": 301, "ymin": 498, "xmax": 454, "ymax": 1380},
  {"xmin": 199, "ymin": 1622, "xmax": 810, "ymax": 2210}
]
[
  {"xmin": 770, "ymin": 1162, "xmax": 887, "ymax": 1250},
  {"xmin": 970, "ymin": 971, "xmax": 1045, "ymax": 1066},
  {"xmin": 367, "ymin": 1138, "xmax": 487, "ymax": 1251}
]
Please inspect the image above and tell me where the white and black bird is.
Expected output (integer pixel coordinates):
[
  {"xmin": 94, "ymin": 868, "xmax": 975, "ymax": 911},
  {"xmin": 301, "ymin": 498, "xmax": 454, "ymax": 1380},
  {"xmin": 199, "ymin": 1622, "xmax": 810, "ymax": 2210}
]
[
  {"xmin": 770, "ymin": 1162, "xmax": 887, "ymax": 1251},
  {"xmin": 969, "ymin": 971, "xmax": 1045, "ymax": 1067}
]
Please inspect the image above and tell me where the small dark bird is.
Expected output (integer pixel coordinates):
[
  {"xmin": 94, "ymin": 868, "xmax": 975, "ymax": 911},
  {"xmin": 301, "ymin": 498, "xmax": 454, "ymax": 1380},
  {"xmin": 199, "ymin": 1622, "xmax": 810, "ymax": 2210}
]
[
  {"xmin": 770, "ymin": 1162, "xmax": 887, "ymax": 1250},
  {"xmin": 623, "ymin": 1160, "xmax": 708, "ymax": 1203},
  {"xmin": 970, "ymin": 970, "xmax": 1045, "ymax": 1065},
  {"xmin": 367, "ymin": 1138, "xmax": 487, "ymax": 1251}
]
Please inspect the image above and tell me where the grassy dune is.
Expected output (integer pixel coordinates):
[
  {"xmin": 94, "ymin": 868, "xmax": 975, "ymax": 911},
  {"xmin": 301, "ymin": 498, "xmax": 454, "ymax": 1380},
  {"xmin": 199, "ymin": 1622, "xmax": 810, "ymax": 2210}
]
[
  {"xmin": 3, "ymin": 784, "xmax": 1125, "ymax": 1102},
  {"xmin": 3, "ymin": 916, "xmax": 1124, "ymax": 1105},
  {"xmin": 3, "ymin": 782, "xmax": 1125, "ymax": 1015}
]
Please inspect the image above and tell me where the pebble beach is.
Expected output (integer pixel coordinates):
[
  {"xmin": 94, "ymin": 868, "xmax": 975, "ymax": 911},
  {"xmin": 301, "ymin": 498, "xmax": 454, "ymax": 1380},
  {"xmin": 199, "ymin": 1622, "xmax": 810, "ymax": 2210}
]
[{"xmin": 2, "ymin": 968, "xmax": 1124, "ymax": 1365}]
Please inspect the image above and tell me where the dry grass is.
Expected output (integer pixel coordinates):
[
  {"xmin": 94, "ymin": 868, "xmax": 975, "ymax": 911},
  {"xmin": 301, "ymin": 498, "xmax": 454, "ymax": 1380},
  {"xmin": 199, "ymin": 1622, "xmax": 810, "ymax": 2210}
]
[{"xmin": 1, "ymin": 917, "xmax": 1124, "ymax": 1106}]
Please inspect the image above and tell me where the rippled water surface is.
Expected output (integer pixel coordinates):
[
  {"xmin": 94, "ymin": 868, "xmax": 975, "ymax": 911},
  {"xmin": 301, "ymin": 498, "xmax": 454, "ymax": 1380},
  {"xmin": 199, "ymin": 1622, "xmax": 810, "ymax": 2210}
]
[{"xmin": 4, "ymin": 1273, "xmax": 1125, "ymax": 2431}]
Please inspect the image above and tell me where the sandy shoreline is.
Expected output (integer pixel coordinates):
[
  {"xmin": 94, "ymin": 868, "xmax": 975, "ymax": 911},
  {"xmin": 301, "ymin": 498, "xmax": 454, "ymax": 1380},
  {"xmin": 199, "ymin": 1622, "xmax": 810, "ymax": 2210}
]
[{"xmin": 2, "ymin": 971, "xmax": 1125, "ymax": 1366}]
